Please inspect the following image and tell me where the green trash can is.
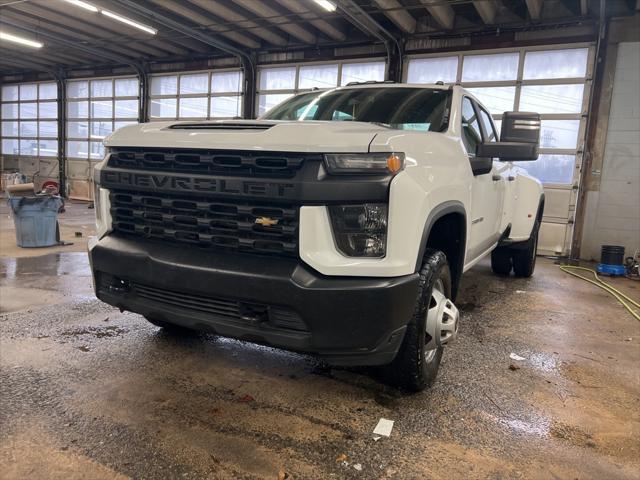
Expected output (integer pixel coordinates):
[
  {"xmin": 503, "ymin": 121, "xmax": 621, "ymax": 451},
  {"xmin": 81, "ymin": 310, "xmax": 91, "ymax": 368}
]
[{"xmin": 7, "ymin": 195, "xmax": 63, "ymax": 248}]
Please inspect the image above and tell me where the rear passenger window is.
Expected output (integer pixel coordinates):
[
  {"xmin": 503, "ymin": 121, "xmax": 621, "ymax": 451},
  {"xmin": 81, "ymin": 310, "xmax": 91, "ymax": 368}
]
[
  {"xmin": 479, "ymin": 108, "xmax": 498, "ymax": 142},
  {"xmin": 461, "ymin": 97, "xmax": 482, "ymax": 156}
]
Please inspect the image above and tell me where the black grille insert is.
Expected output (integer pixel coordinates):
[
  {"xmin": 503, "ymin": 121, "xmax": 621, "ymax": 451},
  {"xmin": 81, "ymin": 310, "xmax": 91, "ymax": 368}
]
[
  {"xmin": 108, "ymin": 147, "xmax": 308, "ymax": 177},
  {"xmin": 110, "ymin": 189, "xmax": 299, "ymax": 257}
]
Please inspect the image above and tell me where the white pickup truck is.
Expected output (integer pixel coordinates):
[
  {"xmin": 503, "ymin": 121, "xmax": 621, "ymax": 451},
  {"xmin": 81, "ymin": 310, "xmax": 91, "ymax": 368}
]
[{"xmin": 89, "ymin": 83, "xmax": 544, "ymax": 391}]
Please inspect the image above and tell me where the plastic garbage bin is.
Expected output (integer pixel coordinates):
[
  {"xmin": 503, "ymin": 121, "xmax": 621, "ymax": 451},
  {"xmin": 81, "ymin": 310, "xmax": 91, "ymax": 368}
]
[{"xmin": 7, "ymin": 195, "xmax": 63, "ymax": 248}]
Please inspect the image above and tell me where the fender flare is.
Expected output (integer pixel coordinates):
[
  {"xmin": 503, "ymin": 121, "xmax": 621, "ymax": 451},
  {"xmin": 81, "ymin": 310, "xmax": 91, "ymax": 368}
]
[{"xmin": 415, "ymin": 200, "xmax": 467, "ymax": 276}]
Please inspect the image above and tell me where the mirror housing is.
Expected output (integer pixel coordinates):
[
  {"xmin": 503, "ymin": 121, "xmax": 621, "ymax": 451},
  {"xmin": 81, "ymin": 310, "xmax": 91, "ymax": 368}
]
[{"xmin": 476, "ymin": 111, "xmax": 540, "ymax": 161}]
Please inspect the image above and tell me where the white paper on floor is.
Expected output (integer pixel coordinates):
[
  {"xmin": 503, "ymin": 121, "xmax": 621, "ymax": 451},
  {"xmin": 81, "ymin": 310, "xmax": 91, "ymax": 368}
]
[{"xmin": 373, "ymin": 418, "xmax": 394, "ymax": 437}]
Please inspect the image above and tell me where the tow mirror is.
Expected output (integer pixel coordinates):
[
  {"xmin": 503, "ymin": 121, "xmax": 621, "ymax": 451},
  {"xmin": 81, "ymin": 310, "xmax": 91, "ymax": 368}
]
[{"xmin": 476, "ymin": 112, "xmax": 540, "ymax": 161}]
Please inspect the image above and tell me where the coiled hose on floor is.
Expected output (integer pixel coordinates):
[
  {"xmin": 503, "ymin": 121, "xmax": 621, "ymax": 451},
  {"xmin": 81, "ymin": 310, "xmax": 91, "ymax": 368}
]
[{"xmin": 559, "ymin": 266, "xmax": 640, "ymax": 321}]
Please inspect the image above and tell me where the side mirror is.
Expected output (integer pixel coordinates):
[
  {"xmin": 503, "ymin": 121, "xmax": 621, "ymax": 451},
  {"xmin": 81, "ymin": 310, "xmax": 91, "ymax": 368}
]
[{"xmin": 476, "ymin": 111, "xmax": 540, "ymax": 161}]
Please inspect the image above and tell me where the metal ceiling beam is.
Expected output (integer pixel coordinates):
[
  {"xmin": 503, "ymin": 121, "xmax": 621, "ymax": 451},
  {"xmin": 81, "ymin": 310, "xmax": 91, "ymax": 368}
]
[
  {"xmin": 3, "ymin": 3, "xmax": 167, "ymax": 58},
  {"xmin": 145, "ymin": 0, "xmax": 260, "ymax": 49},
  {"xmin": 0, "ymin": 18, "xmax": 141, "ymax": 67},
  {"xmin": 419, "ymin": 0, "xmax": 455, "ymax": 29},
  {"xmin": 275, "ymin": 0, "xmax": 346, "ymax": 41},
  {"xmin": 21, "ymin": 1, "xmax": 189, "ymax": 56},
  {"xmin": 372, "ymin": 0, "xmax": 417, "ymax": 33},
  {"xmin": 525, "ymin": 0, "xmax": 544, "ymax": 20},
  {"xmin": 231, "ymin": 0, "xmax": 316, "ymax": 44},
  {"xmin": 109, "ymin": 0, "xmax": 256, "ymax": 118},
  {"xmin": 186, "ymin": 0, "xmax": 287, "ymax": 47},
  {"xmin": 473, "ymin": 0, "xmax": 499, "ymax": 24}
]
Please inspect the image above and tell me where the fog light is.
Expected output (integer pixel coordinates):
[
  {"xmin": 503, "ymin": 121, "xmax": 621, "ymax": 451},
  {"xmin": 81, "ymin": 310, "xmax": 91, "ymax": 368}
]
[{"xmin": 328, "ymin": 204, "xmax": 388, "ymax": 257}]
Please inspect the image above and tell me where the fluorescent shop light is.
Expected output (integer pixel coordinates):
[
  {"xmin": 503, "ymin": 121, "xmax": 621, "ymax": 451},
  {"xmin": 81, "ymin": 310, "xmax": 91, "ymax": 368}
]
[
  {"xmin": 101, "ymin": 10, "xmax": 158, "ymax": 35},
  {"xmin": 62, "ymin": 0, "xmax": 99, "ymax": 12},
  {"xmin": 312, "ymin": 0, "xmax": 337, "ymax": 12},
  {"xmin": 0, "ymin": 31, "xmax": 43, "ymax": 48}
]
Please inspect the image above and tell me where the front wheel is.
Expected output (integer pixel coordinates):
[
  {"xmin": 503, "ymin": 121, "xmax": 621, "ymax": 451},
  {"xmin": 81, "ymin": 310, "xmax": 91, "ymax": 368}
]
[{"xmin": 387, "ymin": 249, "xmax": 459, "ymax": 392}]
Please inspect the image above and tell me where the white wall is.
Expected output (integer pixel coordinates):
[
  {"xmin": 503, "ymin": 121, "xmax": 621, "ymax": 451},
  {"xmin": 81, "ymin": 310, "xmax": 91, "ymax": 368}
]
[{"xmin": 581, "ymin": 42, "xmax": 640, "ymax": 261}]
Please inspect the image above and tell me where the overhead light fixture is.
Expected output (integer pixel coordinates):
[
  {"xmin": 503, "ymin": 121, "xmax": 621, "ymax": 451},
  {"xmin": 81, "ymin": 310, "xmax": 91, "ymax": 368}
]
[
  {"xmin": 62, "ymin": 0, "xmax": 99, "ymax": 13},
  {"xmin": 0, "ymin": 31, "xmax": 43, "ymax": 49},
  {"xmin": 312, "ymin": 0, "xmax": 337, "ymax": 11},
  {"xmin": 100, "ymin": 10, "xmax": 157, "ymax": 35}
]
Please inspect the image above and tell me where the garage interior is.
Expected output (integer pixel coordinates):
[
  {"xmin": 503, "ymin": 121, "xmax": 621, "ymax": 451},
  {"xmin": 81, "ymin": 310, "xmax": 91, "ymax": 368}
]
[{"xmin": 1, "ymin": 0, "xmax": 639, "ymax": 478}]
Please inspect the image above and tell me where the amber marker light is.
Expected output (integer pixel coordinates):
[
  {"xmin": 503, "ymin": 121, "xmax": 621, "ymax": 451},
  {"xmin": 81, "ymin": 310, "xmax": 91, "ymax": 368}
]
[{"xmin": 387, "ymin": 153, "xmax": 404, "ymax": 174}]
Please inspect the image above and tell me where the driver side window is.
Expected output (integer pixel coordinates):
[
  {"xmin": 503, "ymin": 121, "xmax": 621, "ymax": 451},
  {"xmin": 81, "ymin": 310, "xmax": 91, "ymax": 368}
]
[{"xmin": 461, "ymin": 97, "xmax": 482, "ymax": 156}]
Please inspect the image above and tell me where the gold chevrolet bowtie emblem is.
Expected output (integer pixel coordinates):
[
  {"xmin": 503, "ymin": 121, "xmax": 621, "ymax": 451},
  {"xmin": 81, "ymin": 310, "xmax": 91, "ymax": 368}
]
[{"xmin": 255, "ymin": 216, "xmax": 279, "ymax": 227}]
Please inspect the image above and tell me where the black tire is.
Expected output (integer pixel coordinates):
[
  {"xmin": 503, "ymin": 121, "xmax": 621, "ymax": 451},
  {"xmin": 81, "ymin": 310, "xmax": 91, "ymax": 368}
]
[
  {"xmin": 144, "ymin": 316, "xmax": 194, "ymax": 334},
  {"xmin": 512, "ymin": 220, "xmax": 540, "ymax": 278},
  {"xmin": 387, "ymin": 249, "xmax": 451, "ymax": 392},
  {"xmin": 491, "ymin": 247, "xmax": 512, "ymax": 275}
]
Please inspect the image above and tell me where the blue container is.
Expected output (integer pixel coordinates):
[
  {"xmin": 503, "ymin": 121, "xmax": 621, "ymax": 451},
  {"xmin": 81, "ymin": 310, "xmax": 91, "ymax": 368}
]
[{"xmin": 8, "ymin": 195, "xmax": 63, "ymax": 248}]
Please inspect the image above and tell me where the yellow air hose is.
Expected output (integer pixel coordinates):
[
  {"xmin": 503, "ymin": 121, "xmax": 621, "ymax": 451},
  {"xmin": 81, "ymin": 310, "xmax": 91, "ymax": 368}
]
[{"xmin": 559, "ymin": 265, "xmax": 640, "ymax": 321}]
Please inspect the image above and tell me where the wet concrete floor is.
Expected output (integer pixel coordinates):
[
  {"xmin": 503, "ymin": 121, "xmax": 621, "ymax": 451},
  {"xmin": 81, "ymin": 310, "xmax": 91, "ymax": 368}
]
[{"xmin": 1, "ymin": 205, "xmax": 639, "ymax": 479}]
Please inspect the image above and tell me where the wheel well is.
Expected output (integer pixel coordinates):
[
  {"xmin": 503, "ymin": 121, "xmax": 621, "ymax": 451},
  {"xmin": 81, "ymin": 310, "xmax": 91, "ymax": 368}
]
[{"xmin": 424, "ymin": 212, "xmax": 466, "ymax": 300}]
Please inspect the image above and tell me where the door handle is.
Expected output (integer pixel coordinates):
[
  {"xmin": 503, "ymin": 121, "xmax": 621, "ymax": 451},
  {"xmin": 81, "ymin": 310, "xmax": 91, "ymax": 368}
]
[
  {"xmin": 508, "ymin": 176, "xmax": 515, "ymax": 181},
  {"xmin": 492, "ymin": 175, "xmax": 501, "ymax": 181}
]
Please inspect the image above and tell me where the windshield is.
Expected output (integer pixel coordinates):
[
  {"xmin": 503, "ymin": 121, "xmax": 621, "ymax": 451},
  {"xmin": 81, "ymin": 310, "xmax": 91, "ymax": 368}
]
[{"xmin": 261, "ymin": 87, "xmax": 450, "ymax": 132}]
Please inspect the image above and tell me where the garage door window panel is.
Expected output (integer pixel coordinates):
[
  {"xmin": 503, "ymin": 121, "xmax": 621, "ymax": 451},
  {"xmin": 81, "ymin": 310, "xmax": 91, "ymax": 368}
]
[
  {"xmin": 91, "ymin": 80, "xmax": 113, "ymax": 98},
  {"xmin": 211, "ymin": 96, "xmax": 241, "ymax": 118},
  {"xmin": 20, "ymin": 121, "xmax": 37, "ymax": 137},
  {"xmin": 2, "ymin": 121, "xmax": 19, "ymax": 136},
  {"xmin": 341, "ymin": 62, "xmax": 385, "ymax": 85},
  {"xmin": 524, "ymin": 48, "xmax": 589, "ymax": 80},
  {"xmin": 407, "ymin": 57, "xmax": 458, "ymax": 84},
  {"xmin": 179, "ymin": 97, "xmax": 208, "ymax": 119},
  {"xmin": 519, "ymin": 84, "xmax": 584, "ymax": 114},
  {"xmin": 540, "ymin": 120, "xmax": 581, "ymax": 149},
  {"xmin": 39, "ymin": 139, "xmax": 58, "ymax": 157},
  {"xmin": 462, "ymin": 52, "xmax": 519, "ymax": 82},
  {"xmin": 299, "ymin": 65, "xmax": 339, "ymax": 89},
  {"xmin": 2, "ymin": 85, "xmax": 18, "ymax": 101},
  {"xmin": 151, "ymin": 76, "xmax": 178, "ymax": 96},
  {"xmin": 151, "ymin": 99, "xmax": 177, "ymax": 118},
  {"xmin": 466, "ymin": 87, "xmax": 516, "ymax": 115},
  {"xmin": 39, "ymin": 121, "xmax": 58, "ymax": 138},
  {"xmin": 180, "ymin": 73, "xmax": 209, "ymax": 95},
  {"xmin": 517, "ymin": 154, "xmax": 576, "ymax": 185}
]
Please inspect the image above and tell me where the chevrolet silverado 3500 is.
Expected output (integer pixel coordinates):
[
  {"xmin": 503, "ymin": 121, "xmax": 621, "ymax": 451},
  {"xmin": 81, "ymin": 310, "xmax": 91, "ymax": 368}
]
[{"xmin": 89, "ymin": 84, "xmax": 544, "ymax": 391}]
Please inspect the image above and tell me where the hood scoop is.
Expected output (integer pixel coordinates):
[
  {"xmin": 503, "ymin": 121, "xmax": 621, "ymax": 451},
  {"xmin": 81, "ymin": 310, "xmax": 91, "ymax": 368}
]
[{"xmin": 168, "ymin": 122, "xmax": 274, "ymax": 131}]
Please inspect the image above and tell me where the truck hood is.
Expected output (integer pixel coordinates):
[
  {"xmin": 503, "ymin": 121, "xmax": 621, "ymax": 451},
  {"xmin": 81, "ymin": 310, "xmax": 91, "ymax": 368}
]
[{"xmin": 104, "ymin": 120, "xmax": 390, "ymax": 153}]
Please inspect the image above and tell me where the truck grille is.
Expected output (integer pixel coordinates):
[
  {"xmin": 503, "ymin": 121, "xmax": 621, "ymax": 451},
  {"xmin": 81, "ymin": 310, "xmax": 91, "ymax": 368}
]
[
  {"xmin": 110, "ymin": 189, "xmax": 299, "ymax": 257},
  {"xmin": 108, "ymin": 147, "xmax": 308, "ymax": 178}
]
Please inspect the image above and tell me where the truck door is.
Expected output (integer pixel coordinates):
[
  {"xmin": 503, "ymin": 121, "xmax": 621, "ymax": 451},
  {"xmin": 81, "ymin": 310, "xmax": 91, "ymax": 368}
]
[
  {"xmin": 477, "ymin": 105, "xmax": 512, "ymax": 236},
  {"xmin": 461, "ymin": 96, "xmax": 506, "ymax": 262}
]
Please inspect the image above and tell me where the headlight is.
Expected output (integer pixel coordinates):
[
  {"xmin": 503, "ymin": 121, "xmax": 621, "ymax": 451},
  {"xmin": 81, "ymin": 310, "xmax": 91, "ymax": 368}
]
[
  {"xmin": 324, "ymin": 153, "xmax": 404, "ymax": 175},
  {"xmin": 328, "ymin": 204, "xmax": 388, "ymax": 257}
]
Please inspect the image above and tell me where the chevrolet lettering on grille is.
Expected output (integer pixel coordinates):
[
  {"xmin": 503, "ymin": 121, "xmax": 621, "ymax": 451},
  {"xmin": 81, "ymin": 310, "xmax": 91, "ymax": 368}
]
[{"xmin": 101, "ymin": 170, "xmax": 296, "ymax": 198}]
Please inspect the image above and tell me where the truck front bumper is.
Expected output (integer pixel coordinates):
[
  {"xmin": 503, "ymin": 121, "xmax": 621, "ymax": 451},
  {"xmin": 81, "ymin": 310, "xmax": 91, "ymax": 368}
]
[{"xmin": 89, "ymin": 235, "xmax": 419, "ymax": 366}]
